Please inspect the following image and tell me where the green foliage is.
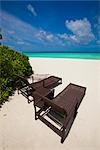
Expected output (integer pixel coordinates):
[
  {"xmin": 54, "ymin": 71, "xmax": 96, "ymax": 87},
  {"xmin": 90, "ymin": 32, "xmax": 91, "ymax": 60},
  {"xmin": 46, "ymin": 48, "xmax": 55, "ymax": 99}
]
[{"xmin": 0, "ymin": 45, "xmax": 33, "ymax": 104}]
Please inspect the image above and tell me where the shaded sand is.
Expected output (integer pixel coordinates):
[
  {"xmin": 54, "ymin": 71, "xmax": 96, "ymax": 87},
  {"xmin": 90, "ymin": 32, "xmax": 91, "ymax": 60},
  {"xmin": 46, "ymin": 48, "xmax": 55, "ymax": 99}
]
[{"xmin": 0, "ymin": 58, "xmax": 100, "ymax": 150}]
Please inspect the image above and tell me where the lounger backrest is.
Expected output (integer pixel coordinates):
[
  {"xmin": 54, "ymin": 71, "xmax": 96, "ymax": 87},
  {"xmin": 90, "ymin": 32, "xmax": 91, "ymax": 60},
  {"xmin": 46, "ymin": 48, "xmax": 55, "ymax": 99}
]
[{"xmin": 43, "ymin": 76, "xmax": 62, "ymax": 88}]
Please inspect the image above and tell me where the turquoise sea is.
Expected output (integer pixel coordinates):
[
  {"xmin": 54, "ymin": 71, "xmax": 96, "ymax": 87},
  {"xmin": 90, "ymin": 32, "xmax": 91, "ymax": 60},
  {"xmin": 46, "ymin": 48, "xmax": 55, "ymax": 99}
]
[{"xmin": 23, "ymin": 52, "xmax": 100, "ymax": 60}]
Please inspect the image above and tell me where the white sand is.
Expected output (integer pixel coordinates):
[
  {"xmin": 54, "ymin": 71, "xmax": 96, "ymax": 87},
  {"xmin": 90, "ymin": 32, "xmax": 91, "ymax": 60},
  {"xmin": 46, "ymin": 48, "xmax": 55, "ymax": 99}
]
[{"xmin": 0, "ymin": 58, "xmax": 100, "ymax": 150}]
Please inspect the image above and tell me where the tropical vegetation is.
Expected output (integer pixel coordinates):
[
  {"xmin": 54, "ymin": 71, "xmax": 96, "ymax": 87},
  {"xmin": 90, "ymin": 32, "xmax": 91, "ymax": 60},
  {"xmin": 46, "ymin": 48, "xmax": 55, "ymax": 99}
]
[{"xmin": 0, "ymin": 45, "xmax": 33, "ymax": 105}]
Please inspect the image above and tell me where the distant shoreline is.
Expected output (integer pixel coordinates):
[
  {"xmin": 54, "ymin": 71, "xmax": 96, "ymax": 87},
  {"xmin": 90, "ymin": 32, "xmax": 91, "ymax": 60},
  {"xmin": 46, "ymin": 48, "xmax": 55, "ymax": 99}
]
[
  {"xmin": 23, "ymin": 51, "xmax": 100, "ymax": 53},
  {"xmin": 23, "ymin": 52, "xmax": 100, "ymax": 60}
]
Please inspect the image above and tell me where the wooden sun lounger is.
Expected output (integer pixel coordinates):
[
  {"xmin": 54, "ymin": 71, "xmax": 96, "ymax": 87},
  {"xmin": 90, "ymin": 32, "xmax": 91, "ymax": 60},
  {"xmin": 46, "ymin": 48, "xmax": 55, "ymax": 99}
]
[
  {"xmin": 31, "ymin": 75, "xmax": 62, "ymax": 89},
  {"xmin": 15, "ymin": 75, "xmax": 62, "ymax": 103},
  {"xmin": 32, "ymin": 83, "xmax": 86, "ymax": 143}
]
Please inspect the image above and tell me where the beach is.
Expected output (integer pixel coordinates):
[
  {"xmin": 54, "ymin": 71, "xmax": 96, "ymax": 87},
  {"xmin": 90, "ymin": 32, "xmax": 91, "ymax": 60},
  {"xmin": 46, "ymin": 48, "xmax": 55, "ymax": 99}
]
[{"xmin": 0, "ymin": 58, "xmax": 100, "ymax": 150}]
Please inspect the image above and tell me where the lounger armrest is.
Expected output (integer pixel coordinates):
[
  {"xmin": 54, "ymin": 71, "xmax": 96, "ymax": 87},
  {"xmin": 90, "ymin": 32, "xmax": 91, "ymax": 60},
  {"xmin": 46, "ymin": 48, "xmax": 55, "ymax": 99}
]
[{"xmin": 35, "ymin": 91, "xmax": 66, "ymax": 115}]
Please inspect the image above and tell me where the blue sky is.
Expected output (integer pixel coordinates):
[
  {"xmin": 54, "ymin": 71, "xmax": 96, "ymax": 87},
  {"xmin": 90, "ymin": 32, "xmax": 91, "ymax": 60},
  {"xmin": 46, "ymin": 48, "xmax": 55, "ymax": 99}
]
[{"xmin": 1, "ymin": 0, "xmax": 100, "ymax": 52}]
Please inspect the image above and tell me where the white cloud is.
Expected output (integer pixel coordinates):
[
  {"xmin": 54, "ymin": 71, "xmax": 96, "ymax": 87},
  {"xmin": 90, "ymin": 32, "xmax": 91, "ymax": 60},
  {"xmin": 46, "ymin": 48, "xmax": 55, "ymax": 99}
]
[
  {"xmin": 36, "ymin": 30, "xmax": 58, "ymax": 42},
  {"xmin": 17, "ymin": 41, "xmax": 25, "ymax": 45},
  {"xmin": 58, "ymin": 33, "xmax": 68, "ymax": 40},
  {"xmin": 27, "ymin": 4, "xmax": 37, "ymax": 16},
  {"xmin": 35, "ymin": 29, "xmax": 65, "ymax": 46},
  {"xmin": 65, "ymin": 18, "xmax": 95, "ymax": 44},
  {"xmin": 66, "ymin": 18, "xmax": 90, "ymax": 35},
  {"xmin": 69, "ymin": 35, "xmax": 80, "ymax": 43}
]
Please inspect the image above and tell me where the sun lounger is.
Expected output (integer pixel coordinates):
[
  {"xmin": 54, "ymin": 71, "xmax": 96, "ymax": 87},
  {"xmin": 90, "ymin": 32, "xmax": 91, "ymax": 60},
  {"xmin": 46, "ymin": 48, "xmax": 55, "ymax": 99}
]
[
  {"xmin": 32, "ymin": 83, "xmax": 86, "ymax": 143},
  {"xmin": 15, "ymin": 75, "xmax": 62, "ymax": 103}
]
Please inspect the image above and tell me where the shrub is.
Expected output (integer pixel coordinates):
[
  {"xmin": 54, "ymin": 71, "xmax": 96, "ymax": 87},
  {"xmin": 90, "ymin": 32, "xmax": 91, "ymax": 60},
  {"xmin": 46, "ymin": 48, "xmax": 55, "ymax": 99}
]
[{"xmin": 0, "ymin": 45, "xmax": 33, "ymax": 105}]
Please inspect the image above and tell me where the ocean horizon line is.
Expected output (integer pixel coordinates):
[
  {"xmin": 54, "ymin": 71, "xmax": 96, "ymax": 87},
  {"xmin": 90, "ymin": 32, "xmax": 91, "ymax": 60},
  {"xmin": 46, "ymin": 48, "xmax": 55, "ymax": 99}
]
[
  {"xmin": 23, "ymin": 52, "xmax": 100, "ymax": 60},
  {"xmin": 23, "ymin": 51, "xmax": 100, "ymax": 54}
]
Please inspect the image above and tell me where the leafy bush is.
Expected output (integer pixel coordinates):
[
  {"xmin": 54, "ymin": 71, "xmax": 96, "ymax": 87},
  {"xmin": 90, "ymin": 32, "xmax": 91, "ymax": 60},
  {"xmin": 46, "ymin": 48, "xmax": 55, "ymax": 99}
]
[{"xmin": 0, "ymin": 45, "xmax": 33, "ymax": 105}]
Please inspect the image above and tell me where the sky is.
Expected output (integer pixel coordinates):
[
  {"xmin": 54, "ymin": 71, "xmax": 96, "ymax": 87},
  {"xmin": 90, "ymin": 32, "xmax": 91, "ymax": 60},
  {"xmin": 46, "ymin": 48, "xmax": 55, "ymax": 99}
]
[{"xmin": 0, "ymin": 0, "xmax": 100, "ymax": 53}]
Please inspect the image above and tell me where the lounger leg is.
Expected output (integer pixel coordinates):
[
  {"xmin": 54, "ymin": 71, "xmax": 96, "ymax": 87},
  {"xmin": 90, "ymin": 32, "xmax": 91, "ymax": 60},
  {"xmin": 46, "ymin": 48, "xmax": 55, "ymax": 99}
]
[
  {"xmin": 34, "ymin": 105, "xmax": 38, "ymax": 120},
  {"xmin": 17, "ymin": 88, "xmax": 19, "ymax": 95},
  {"xmin": 61, "ymin": 137, "xmax": 64, "ymax": 144},
  {"xmin": 28, "ymin": 99, "xmax": 30, "ymax": 103},
  {"xmin": 61, "ymin": 110, "xmax": 78, "ymax": 143},
  {"xmin": 27, "ymin": 96, "xmax": 33, "ymax": 104},
  {"xmin": 27, "ymin": 97, "xmax": 31, "ymax": 104},
  {"xmin": 61, "ymin": 128, "xmax": 66, "ymax": 143}
]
